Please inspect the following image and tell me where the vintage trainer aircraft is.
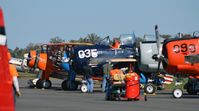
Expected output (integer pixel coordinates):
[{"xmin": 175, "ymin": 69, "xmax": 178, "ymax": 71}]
[
  {"xmin": 138, "ymin": 34, "xmax": 175, "ymax": 94},
  {"xmin": 27, "ymin": 42, "xmax": 93, "ymax": 90},
  {"xmin": 72, "ymin": 34, "xmax": 136, "ymax": 76},
  {"xmin": 27, "ymin": 34, "xmax": 137, "ymax": 92},
  {"xmin": 153, "ymin": 25, "xmax": 199, "ymax": 98}
]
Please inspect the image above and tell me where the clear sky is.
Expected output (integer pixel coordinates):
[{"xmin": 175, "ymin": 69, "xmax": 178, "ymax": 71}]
[{"xmin": 0, "ymin": 0, "xmax": 198, "ymax": 49}]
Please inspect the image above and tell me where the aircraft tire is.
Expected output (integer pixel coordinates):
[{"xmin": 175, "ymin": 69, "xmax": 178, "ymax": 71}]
[
  {"xmin": 80, "ymin": 84, "xmax": 88, "ymax": 93},
  {"xmin": 36, "ymin": 79, "xmax": 52, "ymax": 89},
  {"xmin": 172, "ymin": 88, "xmax": 183, "ymax": 99},
  {"xmin": 41, "ymin": 80, "xmax": 52, "ymax": 89},
  {"xmin": 144, "ymin": 83, "xmax": 155, "ymax": 94},
  {"xmin": 36, "ymin": 79, "xmax": 42, "ymax": 88},
  {"xmin": 62, "ymin": 80, "xmax": 78, "ymax": 90}
]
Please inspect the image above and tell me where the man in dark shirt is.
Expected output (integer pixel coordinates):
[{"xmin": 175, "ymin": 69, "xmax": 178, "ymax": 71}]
[
  {"xmin": 102, "ymin": 62, "xmax": 112, "ymax": 92},
  {"xmin": 82, "ymin": 61, "xmax": 93, "ymax": 93}
]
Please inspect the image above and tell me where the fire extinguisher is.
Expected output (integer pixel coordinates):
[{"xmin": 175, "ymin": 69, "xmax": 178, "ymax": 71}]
[{"xmin": 125, "ymin": 72, "xmax": 140, "ymax": 99}]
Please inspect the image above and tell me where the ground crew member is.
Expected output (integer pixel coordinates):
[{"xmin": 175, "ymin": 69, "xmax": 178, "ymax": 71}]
[
  {"xmin": 109, "ymin": 68, "xmax": 124, "ymax": 80},
  {"xmin": 157, "ymin": 73, "xmax": 165, "ymax": 88},
  {"xmin": 102, "ymin": 62, "xmax": 112, "ymax": 92},
  {"xmin": 105, "ymin": 67, "xmax": 124, "ymax": 100},
  {"xmin": 82, "ymin": 61, "xmax": 93, "ymax": 93},
  {"xmin": 8, "ymin": 52, "xmax": 21, "ymax": 104},
  {"xmin": 111, "ymin": 40, "xmax": 120, "ymax": 49}
]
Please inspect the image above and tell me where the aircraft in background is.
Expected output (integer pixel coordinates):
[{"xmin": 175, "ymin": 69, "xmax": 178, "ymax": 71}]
[
  {"xmin": 153, "ymin": 25, "xmax": 199, "ymax": 98},
  {"xmin": 9, "ymin": 57, "xmax": 23, "ymax": 72},
  {"xmin": 138, "ymin": 34, "xmax": 174, "ymax": 94}
]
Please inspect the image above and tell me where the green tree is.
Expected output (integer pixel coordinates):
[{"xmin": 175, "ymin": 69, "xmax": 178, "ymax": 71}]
[
  {"xmin": 70, "ymin": 33, "xmax": 101, "ymax": 44},
  {"xmin": 135, "ymin": 37, "xmax": 144, "ymax": 48},
  {"xmin": 86, "ymin": 33, "xmax": 101, "ymax": 44},
  {"xmin": 182, "ymin": 34, "xmax": 191, "ymax": 37},
  {"xmin": 25, "ymin": 43, "xmax": 40, "ymax": 53},
  {"xmin": 12, "ymin": 47, "xmax": 24, "ymax": 58},
  {"xmin": 49, "ymin": 36, "xmax": 65, "ymax": 43},
  {"xmin": 160, "ymin": 34, "xmax": 171, "ymax": 38}
]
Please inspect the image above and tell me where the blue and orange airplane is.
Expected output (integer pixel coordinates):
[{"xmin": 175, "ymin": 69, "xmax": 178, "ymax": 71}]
[{"xmin": 27, "ymin": 34, "xmax": 137, "ymax": 92}]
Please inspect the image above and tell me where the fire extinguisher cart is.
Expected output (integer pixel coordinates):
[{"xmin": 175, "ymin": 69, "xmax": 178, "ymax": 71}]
[{"xmin": 105, "ymin": 58, "xmax": 145, "ymax": 101}]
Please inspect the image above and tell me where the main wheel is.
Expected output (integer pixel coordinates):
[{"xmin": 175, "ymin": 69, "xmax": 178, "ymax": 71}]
[
  {"xmin": 62, "ymin": 80, "xmax": 78, "ymax": 90},
  {"xmin": 36, "ymin": 79, "xmax": 52, "ymax": 89},
  {"xmin": 80, "ymin": 84, "xmax": 88, "ymax": 93},
  {"xmin": 36, "ymin": 79, "xmax": 42, "ymax": 88},
  {"xmin": 172, "ymin": 88, "xmax": 183, "ymax": 98},
  {"xmin": 41, "ymin": 80, "xmax": 52, "ymax": 89},
  {"xmin": 144, "ymin": 83, "xmax": 155, "ymax": 94}
]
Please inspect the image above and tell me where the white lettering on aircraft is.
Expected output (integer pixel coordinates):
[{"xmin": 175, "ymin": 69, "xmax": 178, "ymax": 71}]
[{"xmin": 78, "ymin": 49, "xmax": 98, "ymax": 58}]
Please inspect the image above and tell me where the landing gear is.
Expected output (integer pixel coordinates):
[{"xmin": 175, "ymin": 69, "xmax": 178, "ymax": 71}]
[
  {"xmin": 80, "ymin": 80, "xmax": 88, "ymax": 93},
  {"xmin": 36, "ymin": 79, "xmax": 52, "ymax": 89},
  {"xmin": 184, "ymin": 78, "xmax": 198, "ymax": 95},
  {"xmin": 80, "ymin": 84, "xmax": 88, "ymax": 93},
  {"xmin": 61, "ymin": 80, "xmax": 78, "ymax": 90},
  {"xmin": 172, "ymin": 88, "xmax": 183, "ymax": 98},
  {"xmin": 144, "ymin": 83, "xmax": 155, "ymax": 94},
  {"xmin": 27, "ymin": 78, "xmax": 39, "ymax": 88}
]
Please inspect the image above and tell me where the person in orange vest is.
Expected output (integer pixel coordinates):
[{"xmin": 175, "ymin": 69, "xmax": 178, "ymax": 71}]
[
  {"xmin": 111, "ymin": 40, "xmax": 120, "ymax": 49},
  {"xmin": 109, "ymin": 67, "xmax": 124, "ymax": 81},
  {"xmin": 105, "ymin": 67, "xmax": 124, "ymax": 100},
  {"xmin": 8, "ymin": 52, "xmax": 21, "ymax": 104}
]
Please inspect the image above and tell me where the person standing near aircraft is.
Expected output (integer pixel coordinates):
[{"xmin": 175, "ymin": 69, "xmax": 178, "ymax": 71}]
[
  {"xmin": 82, "ymin": 61, "xmax": 94, "ymax": 93},
  {"xmin": 102, "ymin": 62, "xmax": 112, "ymax": 92},
  {"xmin": 8, "ymin": 52, "xmax": 21, "ymax": 104}
]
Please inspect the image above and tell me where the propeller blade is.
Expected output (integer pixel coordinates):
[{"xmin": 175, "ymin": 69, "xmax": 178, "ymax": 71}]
[{"xmin": 155, "ymin": 25, "xmax": 161, "ymax": 56}]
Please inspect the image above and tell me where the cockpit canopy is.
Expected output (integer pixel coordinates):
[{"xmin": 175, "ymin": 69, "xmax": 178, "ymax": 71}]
[
  {"xmin": 193, "ymin": 31, "xmax": 199, "ymax": 37},
  {"xmin": 96, "ymin": 34, "xmax": 135, "ymax": 49},
  {"xmin": 96, "ymin": 36, "xmax": 110, "ymax": 46},
  {"xmin": 120, "ymin": 34, "xmax": 135, "ymax": 45}
]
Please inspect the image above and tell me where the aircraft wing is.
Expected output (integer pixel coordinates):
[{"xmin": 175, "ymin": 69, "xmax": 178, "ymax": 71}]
[{"xmin": 38, "ymin": 42, "xmax": 93, "ymax": 47}]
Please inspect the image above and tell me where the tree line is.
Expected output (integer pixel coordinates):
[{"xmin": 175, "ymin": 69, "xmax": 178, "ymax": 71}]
[
  {"xmin": 9, "ymin": 33, "xmax": 192, "ymax": 59},
  {"xmin": 9, "ymin": 33, "xmax": 102, "ymax": 59}
]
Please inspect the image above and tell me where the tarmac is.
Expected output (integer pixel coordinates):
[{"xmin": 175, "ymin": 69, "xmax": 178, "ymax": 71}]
[{"xmin": 16, "ymin": 78, "xmax": 199, "ymax": 111}]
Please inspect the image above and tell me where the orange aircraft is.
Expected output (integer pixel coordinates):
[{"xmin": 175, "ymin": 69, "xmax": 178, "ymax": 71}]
[
  {"xmin": 27, "ymin": 43, "xmax": 93, "ymax": 90},
  {"xmin": 153, "ymin": 25, "xmax": 199, "ymax": 98}
]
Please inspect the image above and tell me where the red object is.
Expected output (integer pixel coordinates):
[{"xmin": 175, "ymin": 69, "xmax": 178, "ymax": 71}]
[
  {"xmin": 125, "ymin": 72, "xmax": 140, "ymax": 99},
  {"xmin": 0, "ymin": 7, "xmax": 15, "ymax": 111},
  {"xmin": 155, "ymin": 25, "xmax": 158, "ymax": 30},
  {"xmin": 0, "ymin": 46, "xmax": 15, "ymax": 111},
  {"xmin": 0, "ymin": 8, "xmax": 5, "ymax": 27}
]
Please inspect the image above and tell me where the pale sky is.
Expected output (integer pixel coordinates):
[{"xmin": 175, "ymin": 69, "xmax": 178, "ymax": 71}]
[{"xmin": 0, "ymin": 0, "xmax": 198, "ymax": 49}]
